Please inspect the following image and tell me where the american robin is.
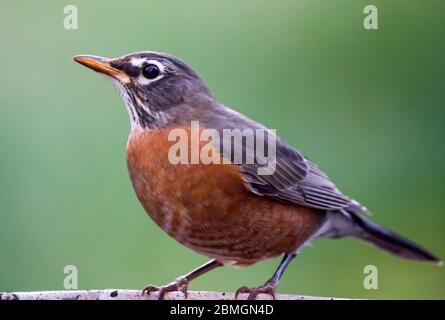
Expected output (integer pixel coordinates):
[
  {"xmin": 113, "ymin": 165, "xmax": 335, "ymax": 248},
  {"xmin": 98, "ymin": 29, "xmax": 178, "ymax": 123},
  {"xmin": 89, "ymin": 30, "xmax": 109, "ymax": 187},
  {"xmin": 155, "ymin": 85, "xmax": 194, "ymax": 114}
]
[{"xmin": 73, "ymin": 52, "xmax": 441, "ymax": 300}]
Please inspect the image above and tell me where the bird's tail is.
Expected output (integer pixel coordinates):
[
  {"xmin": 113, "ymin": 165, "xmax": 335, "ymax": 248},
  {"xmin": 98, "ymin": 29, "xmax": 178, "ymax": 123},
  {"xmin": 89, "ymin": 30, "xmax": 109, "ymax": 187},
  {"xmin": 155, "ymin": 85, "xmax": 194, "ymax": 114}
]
[{"xmin": 349, "ymin": 212, "xmax": 442, "ymax": 264}]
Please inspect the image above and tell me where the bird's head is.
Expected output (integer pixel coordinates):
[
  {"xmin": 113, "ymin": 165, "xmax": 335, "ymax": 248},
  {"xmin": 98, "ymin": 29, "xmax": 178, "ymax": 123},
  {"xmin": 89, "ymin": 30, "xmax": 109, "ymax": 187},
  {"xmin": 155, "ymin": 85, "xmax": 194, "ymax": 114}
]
[{"xmin": 73, "ymin": 51, "xmax": 211, "ymax": 129}]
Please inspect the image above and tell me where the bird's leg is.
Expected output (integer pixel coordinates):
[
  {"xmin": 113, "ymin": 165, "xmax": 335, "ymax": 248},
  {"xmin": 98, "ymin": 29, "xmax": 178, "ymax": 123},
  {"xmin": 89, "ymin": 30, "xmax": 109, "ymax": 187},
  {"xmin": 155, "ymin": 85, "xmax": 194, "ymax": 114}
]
[
  {"xmin": 235, "ymin": 253, "xmax": 297, "ymax": 300},
  {"xmin": 142, "ymin": 259, "xmax": 222, "ymax": 300}
]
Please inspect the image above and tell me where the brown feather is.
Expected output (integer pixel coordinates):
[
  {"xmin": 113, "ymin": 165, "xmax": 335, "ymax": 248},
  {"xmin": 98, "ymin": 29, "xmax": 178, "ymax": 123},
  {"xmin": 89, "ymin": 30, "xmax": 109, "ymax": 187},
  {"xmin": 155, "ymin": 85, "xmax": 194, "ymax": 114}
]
[{"xmin": 126, "ymin": 126, "xmax": 325, "ymax": 266}]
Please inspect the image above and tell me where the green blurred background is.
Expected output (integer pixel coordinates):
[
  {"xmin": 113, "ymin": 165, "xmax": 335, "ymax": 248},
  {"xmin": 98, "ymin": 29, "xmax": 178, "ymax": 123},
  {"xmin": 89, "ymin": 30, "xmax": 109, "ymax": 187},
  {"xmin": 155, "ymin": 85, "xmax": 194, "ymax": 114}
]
[{"xmin": 1, "ymin": 0, "xmax": 444, "ymax": 299}]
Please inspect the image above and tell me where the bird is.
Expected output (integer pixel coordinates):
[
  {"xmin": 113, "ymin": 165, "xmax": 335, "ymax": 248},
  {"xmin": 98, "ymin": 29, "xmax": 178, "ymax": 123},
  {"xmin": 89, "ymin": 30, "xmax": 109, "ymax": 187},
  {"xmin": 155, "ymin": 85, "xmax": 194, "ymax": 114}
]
[{"xmin": 73, "ymin": 51, "xmax": 441, "ymax": 300}]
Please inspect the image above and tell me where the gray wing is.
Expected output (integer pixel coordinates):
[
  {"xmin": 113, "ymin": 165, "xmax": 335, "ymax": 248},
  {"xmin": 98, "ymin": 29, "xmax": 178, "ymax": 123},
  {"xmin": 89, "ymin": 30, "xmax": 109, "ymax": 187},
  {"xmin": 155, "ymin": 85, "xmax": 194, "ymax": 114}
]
[
  {"xmin": 240, "ymin": 139, "xmax": 363, "ymax": 212},
  {"xmin": 200, "ymin": 104, "xmax": 366, "ymax": 213}
]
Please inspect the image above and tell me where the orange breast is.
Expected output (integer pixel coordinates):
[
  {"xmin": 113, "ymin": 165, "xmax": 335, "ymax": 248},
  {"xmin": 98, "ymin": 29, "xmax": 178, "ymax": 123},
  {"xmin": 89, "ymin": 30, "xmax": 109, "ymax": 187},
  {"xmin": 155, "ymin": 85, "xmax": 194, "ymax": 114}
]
[{"xmin": 126, "ymin": 126, "xmax": 324, "ymax": 266}]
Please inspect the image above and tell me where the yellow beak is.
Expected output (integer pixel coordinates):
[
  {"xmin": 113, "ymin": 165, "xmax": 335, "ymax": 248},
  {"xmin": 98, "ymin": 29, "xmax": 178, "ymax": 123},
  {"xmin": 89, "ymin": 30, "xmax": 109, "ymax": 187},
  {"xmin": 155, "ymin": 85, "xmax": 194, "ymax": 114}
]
[{"xmin": 73, "ymin": 55, "xmax": 128, "ymax": 82}]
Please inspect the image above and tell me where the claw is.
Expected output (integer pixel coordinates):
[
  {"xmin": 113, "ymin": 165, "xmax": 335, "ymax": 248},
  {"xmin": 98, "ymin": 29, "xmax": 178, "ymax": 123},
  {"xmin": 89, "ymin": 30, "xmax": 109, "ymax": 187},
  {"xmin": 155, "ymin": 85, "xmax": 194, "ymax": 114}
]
[
  {"xmin": 235, "ymin": 281, "xmax": 277, "ymax": 300},
  {"xmin": 141, "ymin": 276, "xmax": 189, "ymax": 300},
  {"xmin": 235, "ymin": 285, "xmax": 250, "ymax": 299}
]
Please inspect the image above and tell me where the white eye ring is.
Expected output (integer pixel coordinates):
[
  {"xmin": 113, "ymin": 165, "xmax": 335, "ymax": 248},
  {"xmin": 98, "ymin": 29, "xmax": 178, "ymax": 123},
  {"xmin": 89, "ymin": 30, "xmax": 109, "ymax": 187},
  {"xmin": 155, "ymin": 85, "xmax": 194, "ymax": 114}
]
[
  {"xmin": 129, "ymin": 57, "xmax": 165, "ymax": 73},
  {"xmin": 136, "ymin": 59, "xmax": 165, "ymax": 85},
  {"xmin": 144, "ymin": 60, "xmax": 165, "ymax": 73}
]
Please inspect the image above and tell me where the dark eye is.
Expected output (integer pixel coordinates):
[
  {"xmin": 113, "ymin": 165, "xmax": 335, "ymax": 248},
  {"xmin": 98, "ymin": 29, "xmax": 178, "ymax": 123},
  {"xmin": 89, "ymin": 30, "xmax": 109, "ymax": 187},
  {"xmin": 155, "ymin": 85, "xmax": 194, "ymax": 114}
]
[{"xmin": 142, "ymin": 64, "xmax": 160, "ymax": 79}]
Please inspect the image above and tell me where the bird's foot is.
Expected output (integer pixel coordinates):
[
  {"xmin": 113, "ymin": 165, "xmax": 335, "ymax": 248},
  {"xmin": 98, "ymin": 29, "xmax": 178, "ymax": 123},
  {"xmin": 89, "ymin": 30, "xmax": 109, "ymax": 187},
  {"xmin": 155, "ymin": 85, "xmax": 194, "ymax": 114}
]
[
  {"xmin": 142, "ymin": 276, "xmax": 189, "ymax": 300},
  {"xmin": 235, "ymin": 280, "xmax": 277, "ymax": 300}
]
